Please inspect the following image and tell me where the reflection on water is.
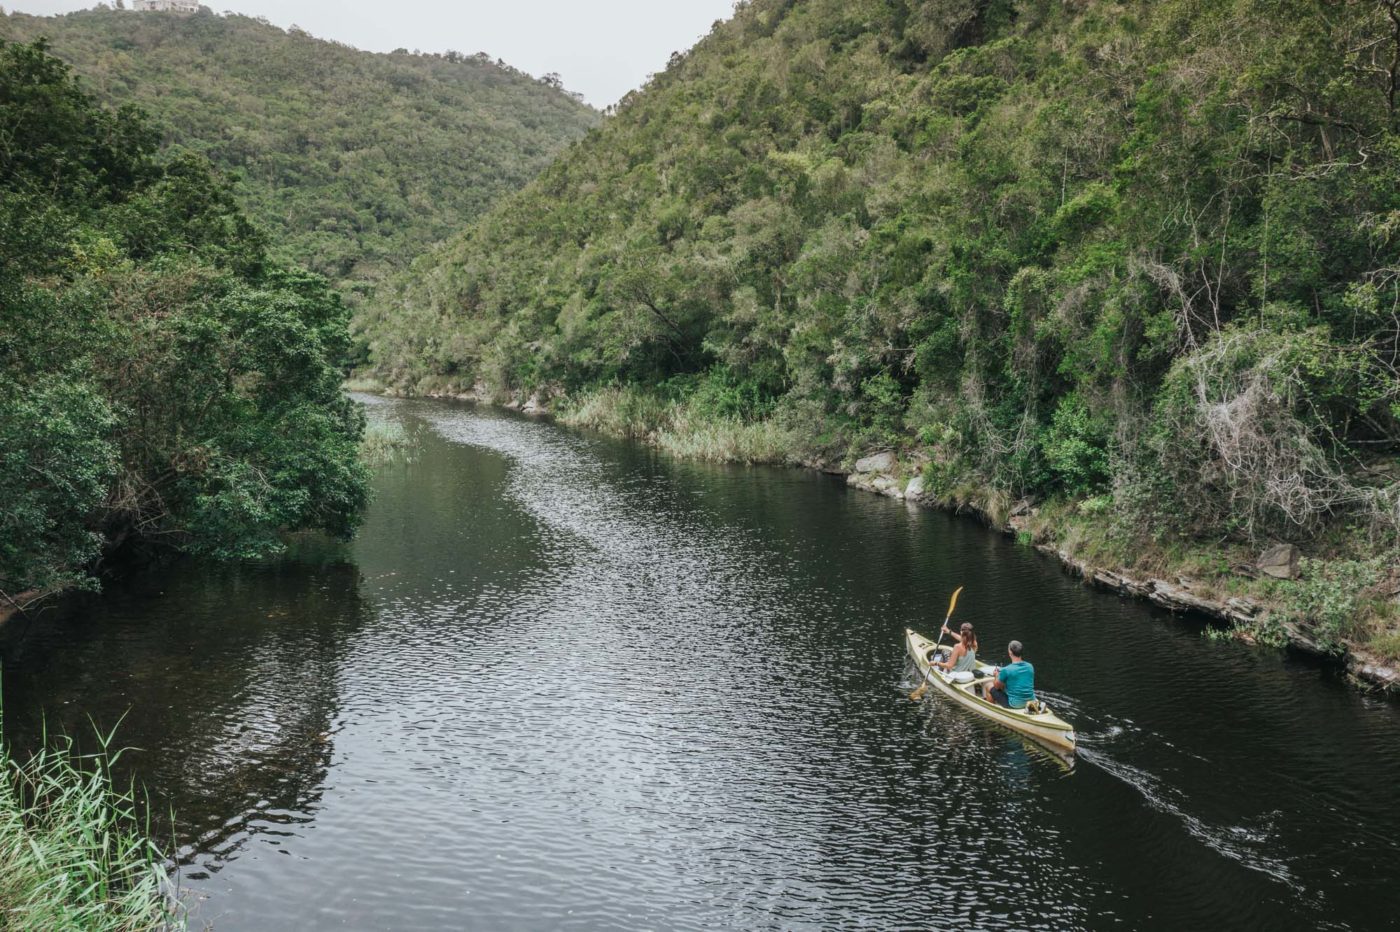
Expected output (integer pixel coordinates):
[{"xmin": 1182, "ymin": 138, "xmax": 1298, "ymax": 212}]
[{"xmin": 3, "ymin": 395, "xmax": 1400, "ymax": 930}]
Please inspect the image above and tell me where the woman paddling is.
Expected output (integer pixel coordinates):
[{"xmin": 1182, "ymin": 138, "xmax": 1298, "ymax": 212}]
[{"xmin": 933, "ymin": 622, "xmax": 978, "ymax": 674}]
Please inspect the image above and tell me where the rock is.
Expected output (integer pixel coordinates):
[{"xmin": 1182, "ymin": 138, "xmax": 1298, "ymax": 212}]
[
  {"xmin": 1148, "ymin": 579, "xmax": 1221, "ymax": 616},
  {"xmin": 1091, "ymin": 569, "xmax": 1126, "ymax": 591},
  {"xmin": 904, "ymin": 475, "xmax": 925, "ymax": 500},
  {"xmin": 1257, "ymin": 544, "xmax": 1301, "ymax": 580},
  {"xmin": 872, "ymin": 474, "xmax": 903, "ymax": 498},
  {"xmin": 1348, "ymin": 652, "xmax": 1400, "ymax": 691},
  {"xmin": 1010, "ymin": 497, "xmax": 1036, "ymax": 518},
  {"xmin": 853, "ymin": 451, "xmax": 897, "ymax": 474},
  {"xmin": 848, "ymin": 472, "xmax": 903, "ymax": 498},
  {"xmin": 1225, "ymin": 597, "xmax": 1259, "ymax": 619},
  {"xmin": 1278, "ymin": 616, "xmax": 1326, "ymax": 657}
]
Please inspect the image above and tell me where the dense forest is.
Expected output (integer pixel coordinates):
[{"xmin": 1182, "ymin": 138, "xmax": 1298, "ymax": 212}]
[
  {"xmin": 0, "ymin": 7, "xmax": 599, "ymax": 308},
  {"xmin": 0, "ymin": 39, "xmax": 368, "ymax": 598},
  {"xmin": 361, "ymin": 0, "xmax": 1400, "ymax": 656}
]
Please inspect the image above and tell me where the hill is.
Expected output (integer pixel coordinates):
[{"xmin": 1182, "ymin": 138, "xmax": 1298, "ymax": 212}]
[
  {"xmin": 360, "ymin": 0, "xmax": 1400, "ymax": 659},
  {"xmin": 0, "ymin": 7, "xmax": 600, "ymax": 305}
]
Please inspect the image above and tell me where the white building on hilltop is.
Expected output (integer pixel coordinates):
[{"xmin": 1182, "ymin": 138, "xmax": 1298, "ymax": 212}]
[{"xmin": 132, "ymin": 1, "xmax": 200, "ymax": 12}]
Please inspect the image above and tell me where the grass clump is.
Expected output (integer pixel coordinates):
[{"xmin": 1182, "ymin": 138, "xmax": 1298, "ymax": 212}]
[
  {"xmin": 655, "ymin": 407, "xmax": 796, "ymax": 465},
  {"xmin": 559, "ymin": 386, "xmax": 798, "ymax": 465},
  {"xmin": 360, "ymin": 421, "xmax": 419, "ymax": 467},
  {"xmin": 0, "ymin": 716, "xmax": 182, "ymax": 931},
  {"xmin": 343, "ymin": 376, "xmax": 387, "ymax": 394}
]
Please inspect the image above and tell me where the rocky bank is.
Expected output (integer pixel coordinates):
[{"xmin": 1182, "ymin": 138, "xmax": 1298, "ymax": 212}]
[{"xmin": 844, "ymin": 452, "xmax": 1400, "ymax": 692}]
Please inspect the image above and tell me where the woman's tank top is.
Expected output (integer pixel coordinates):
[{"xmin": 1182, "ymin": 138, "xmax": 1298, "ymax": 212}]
[{"xmin": 952, "ymin": 647, "xmax": 978, "ymax": 673}]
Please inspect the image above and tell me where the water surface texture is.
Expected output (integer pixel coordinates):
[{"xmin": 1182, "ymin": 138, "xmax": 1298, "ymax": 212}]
[{"xmin": 4, "ymin": 396, "xmax": 1400, "ymax": 930}]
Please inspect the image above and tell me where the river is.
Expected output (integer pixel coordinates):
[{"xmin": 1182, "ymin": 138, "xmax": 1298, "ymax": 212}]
[{"xmin": 3, "ymin": 395, "xmax": 1399, "ymax": 930}]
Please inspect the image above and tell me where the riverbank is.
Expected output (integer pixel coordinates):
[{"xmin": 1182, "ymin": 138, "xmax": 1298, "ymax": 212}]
[{"xmin": 369, "ymin": 383, "xmax": 1400, "ymax": 693}]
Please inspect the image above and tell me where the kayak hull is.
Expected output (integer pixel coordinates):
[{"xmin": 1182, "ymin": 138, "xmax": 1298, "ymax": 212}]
[{"xmin": 906, "ymin": 628, "xmax": 1077, "ymax": 754}]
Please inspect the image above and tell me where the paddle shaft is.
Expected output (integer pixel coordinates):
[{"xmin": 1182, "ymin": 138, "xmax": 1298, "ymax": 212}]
[{"xmin": 911, "ymin": 587, "xmax": 963, "ymax": 700}]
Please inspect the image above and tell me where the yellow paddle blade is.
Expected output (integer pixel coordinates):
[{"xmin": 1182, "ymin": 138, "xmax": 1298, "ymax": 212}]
[
  {"xmin": 946, "ymin": 586, "xmax": 964, "ymax": 621},
  {"xmin": 910, "ymin": 682, "xmax": 928, "ymax": 702}
]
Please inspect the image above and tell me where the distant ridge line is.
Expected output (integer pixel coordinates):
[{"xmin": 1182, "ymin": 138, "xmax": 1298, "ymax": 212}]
[{"xmin": 131, "ymin": 1, "xmax": 199, "ymax": 12}]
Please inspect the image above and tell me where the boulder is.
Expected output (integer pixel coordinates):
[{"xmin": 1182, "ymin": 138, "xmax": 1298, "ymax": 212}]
[
  {"xmin": 871, "ymin": 474, "xmax": 902, "ymax": 497},
  {"xmin": 853, "ymin": 451, "xmax": 897, "ymax": 474},
  {"xmin": 904, "ymin": 475, "xmax": 925, "ymax": 500},
  {"xmin": 1257, "ymin": 543, "xmax": 1301, "ymax": 580}
]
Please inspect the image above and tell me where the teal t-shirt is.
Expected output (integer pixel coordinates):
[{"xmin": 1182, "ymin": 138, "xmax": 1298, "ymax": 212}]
[{"xmin": 1000, "ymin": 660, "xmax": 1035, "ymax": 709}]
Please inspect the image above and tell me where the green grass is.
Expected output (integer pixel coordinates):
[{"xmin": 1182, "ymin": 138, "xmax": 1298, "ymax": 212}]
[
  {"xmin": 0, "ymin": 715, "xmax": 182, "ymax": 931},
  {"xmin": 558, "ymin": 386, "xmax": 798, "ymax": 464},
  {"xmin": 342, "ymin": 376, "xmax": 387, "ymax": 394},
  {"xmin": 360, "ymin": 421, "xmax": 419, "ymax": 467}
]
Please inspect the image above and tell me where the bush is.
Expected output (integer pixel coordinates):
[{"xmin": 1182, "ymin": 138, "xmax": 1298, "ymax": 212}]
[
  {"xmin": 1292, "ymin": 558, "xmax": 1387, "ymax": 654},
  {"xmin": 1140, "ymin": 328, "xmax": 1397, "ymax": 541},
  {"xmin": 1042, "ymin": 393, "xmax": 1111, "ymax": 497}
]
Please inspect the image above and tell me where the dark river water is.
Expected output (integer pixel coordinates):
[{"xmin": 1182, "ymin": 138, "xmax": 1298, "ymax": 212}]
[{"xmin": 4, "ymin": 395, "xmax": 1400, "ymax": 930}]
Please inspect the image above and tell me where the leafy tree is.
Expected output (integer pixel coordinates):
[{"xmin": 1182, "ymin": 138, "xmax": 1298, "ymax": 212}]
[{"xmin": 0, "ymin": 39, "xmax": 368, "ymax": 593}]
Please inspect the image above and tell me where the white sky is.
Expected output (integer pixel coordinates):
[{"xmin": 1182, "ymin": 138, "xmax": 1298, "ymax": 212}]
[{"xmin": 2, "ymin": 0, "xmax": 738, "ymax": 105}]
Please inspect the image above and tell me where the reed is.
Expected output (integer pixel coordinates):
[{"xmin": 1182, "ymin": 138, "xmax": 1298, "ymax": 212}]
[
  {"xmin": 0, "ymin": 713, "xmax": 182, "ymax": 931},
  {"xmin": 559, "ymin": 387, "xmax": 798, "ymax": 465},
  {"xmin": 360, "ymin": 420, "xmax": 419, "ymax": 467}
]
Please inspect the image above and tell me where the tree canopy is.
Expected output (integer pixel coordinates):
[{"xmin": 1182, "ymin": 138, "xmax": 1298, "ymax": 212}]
[{"xmin": 1, "ymin": 38, "xmax": 368, "ymax": 594}]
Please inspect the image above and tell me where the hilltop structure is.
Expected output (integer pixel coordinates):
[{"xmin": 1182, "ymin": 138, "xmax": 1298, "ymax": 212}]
[{"xmin": 132, "ymin": 1, "xmax": 199, "ymax": 11}]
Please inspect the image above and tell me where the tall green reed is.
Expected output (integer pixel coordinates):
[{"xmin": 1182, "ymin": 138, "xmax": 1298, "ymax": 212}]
[{"xmin": 0, "ymin": 704, "xmax": 184, "ymax": 931}]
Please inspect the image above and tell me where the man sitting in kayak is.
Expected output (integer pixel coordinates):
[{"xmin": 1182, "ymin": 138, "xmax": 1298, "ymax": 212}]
[
  {"xmin": 986, "ymin": 640, "xmax": 1034, "ymax": 709},
  {"xmin": 933, "ymin": 622, "xmax": 978, "ymax": 674}
]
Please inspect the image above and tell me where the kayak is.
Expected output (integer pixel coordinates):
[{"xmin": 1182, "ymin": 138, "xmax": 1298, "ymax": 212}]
[{"xmin": 906, "ymin": 628, "xmax": 1077, "ymax": 754}]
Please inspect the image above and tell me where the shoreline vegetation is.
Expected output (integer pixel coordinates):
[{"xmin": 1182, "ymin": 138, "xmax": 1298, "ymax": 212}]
[
  {"xmin": 0, "ymin": 717, "xmax": 182, "ymax": 931},
  {"xmin": 391, "ymin": 383, "xmax": 1400, "ymax": 693},
  {"xmin": 355, "ymin": 0, "xmax": 1400, "ymax": 694}
]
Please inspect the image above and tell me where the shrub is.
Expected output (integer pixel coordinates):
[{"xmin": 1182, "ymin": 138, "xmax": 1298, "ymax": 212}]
[{"xmin": 1042, "ymin": 392, "xmax": 1111, "ymax": 496}]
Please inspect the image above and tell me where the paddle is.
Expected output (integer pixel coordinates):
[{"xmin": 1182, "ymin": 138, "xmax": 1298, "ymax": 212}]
[{"xmin": 910, "ymin": 586, "xmax": 963, "ymax": 702}]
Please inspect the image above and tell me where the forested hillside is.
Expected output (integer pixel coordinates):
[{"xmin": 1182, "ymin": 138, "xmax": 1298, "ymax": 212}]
[
  {"xmin": 1, "ymin": 39, "xmax": 368, "ymax": 597},
  {"xmin": 0, "ymin": 7, "xmax": 599, "ymax": 305},
  {"xmin": 362, "ymin": 0, "xmax": 1400, "ymax": 655}
]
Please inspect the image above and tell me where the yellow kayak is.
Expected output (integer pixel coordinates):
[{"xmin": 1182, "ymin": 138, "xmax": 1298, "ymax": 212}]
[{"xmin": 906, "ymin": 628, "xmax": 1077, "ymax": 754}]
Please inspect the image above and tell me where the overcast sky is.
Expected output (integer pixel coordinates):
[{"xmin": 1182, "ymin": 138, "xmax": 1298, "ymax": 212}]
[{"xmin": 3, "ymin": 0, "xmax": 738, "ymax": 105}]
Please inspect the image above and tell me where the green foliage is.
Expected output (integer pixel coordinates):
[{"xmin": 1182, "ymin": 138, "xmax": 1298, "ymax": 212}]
[
  {"xmin": 0, "ymin": 8, "xmax": 598, "ymax": 306},
  {"xmin": 672, "ymin": 367, "xmax": 777, "ymax": 421},
  {"xmin": 361, "ymin": 0, "xmax": 1399, "ymax": 554},
  {"xmin": 0, "ymin": 40, "xmax": 369, "ymax": 591},
  {"xmin": 0, "ymin": 379, "xmax": 116, "ymax": 593},
  {"xmin": 1042, "ymin": 393, "xmax": 1111, "ymax": 496},
  {"xmin": 1292, "ymin": 558, "xmax": 1388, "ymax": 654}
]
